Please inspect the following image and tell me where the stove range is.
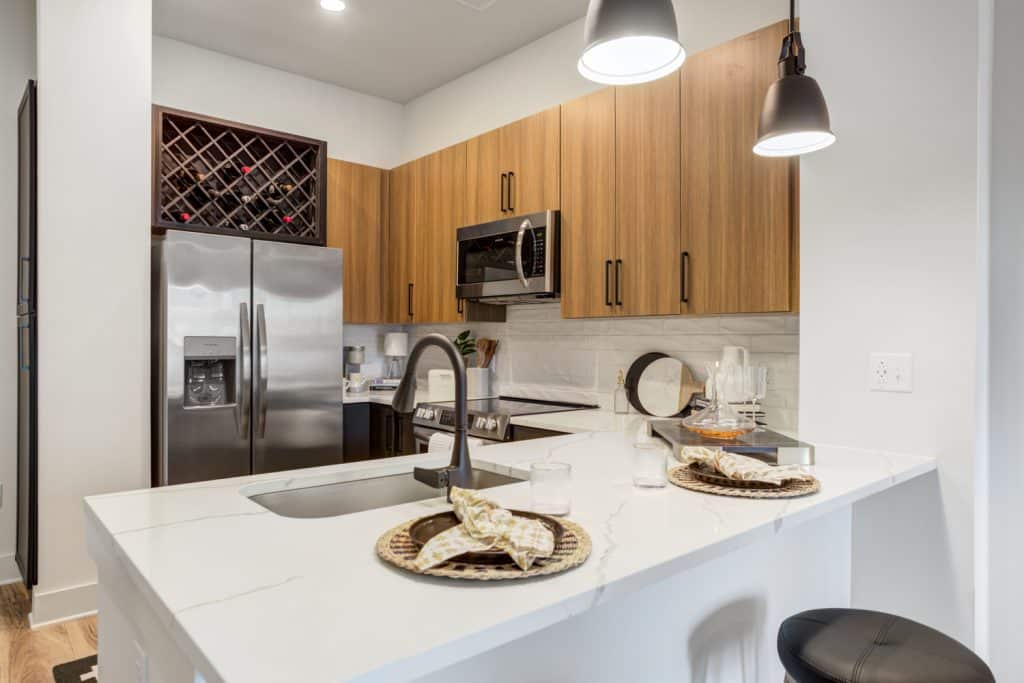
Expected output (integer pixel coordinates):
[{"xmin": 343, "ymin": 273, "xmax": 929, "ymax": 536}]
[{"xmin": 412, "ymin": 397, "xmax": 596, "ymax": 442}]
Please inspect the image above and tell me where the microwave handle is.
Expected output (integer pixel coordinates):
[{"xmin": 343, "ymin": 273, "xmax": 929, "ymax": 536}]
[{"xmin": 514, "ymin": 218, "xmax": 531, "ymax": 288}]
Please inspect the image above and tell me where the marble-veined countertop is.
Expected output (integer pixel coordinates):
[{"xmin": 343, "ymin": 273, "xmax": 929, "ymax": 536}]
[{"xmin": 85, "ymin": 433, "xmax": 934, "ymax": 683}]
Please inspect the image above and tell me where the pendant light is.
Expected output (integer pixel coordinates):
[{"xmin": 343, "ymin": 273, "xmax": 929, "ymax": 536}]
[
  {"xmin": 578, "ymin": 0, "xmax": 686, "ymax": 85},
  {"xmin": 754, "ymin": 0, "xmax": 835, "ymax": 157}
]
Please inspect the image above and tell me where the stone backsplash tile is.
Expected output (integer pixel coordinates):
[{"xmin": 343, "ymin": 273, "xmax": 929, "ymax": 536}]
[{"xmin": 347, "ymin": 304, "xmax": 800, "ymax": 432}]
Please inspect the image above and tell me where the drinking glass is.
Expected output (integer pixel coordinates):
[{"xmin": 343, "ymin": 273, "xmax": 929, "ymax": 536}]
[
  {"xmin": 744, "ymin": 365, "xmax": 769, "ymax": 432},
  {"xmin": 632, "ymin": 440, "xmax": 669, "ymax": 488},
  {"xmin": 530, "ymin": 462, "xmax": 572, "ymax": 516}
]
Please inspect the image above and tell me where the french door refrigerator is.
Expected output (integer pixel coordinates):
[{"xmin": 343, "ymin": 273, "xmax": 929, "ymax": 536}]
[
  {"xmin": 16, "ymin": 80, "xmax": 38, "ymax": 587},
  {"xmin": 152, "ymin": 230, "xmax": 343, "ymax": 486}
]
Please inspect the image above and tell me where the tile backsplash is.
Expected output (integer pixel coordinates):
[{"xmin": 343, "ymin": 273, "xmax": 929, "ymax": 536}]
[{"xmin": 345, "ymin": 304, "xmax": 799, "ymax": 432}]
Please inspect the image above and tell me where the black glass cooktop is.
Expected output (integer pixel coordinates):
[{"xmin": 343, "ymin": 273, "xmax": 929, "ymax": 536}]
[{"xmin": 423, "ymin": 397, "xmax": 595, "ymax": 417}]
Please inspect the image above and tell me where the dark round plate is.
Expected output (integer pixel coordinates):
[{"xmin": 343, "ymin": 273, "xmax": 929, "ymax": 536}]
[
  {"xmin": 408, "ymin": 510, "xmax": 564, "ymax": 565},
  {"xmin": 687, "ymin": 461, "xmax": 781, "ymax": 490}
]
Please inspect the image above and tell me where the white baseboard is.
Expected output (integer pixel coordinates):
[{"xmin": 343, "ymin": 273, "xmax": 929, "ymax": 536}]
[
  {"xmin": 29, "ymin": 581, "xmax": 97, "ymax": 628},
  {"xmin": 0, "ymin": 553, "xmax": 21, "ymax": 585}
]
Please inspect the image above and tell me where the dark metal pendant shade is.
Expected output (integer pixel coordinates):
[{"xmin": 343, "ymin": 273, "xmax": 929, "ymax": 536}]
[
  {"xmin": 578, "ymin": 0, "xmax": 686, "ymax": 85},
  {"xmin": 754, "ymin": 72, "xmax": 835, "ymax": 157},
  {"xmin": 754, "ymin": 1, "xmax": 835, "ymax": 157}
]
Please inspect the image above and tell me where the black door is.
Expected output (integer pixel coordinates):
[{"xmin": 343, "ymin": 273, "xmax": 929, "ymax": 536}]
[{"xmin": 16, "ymin": 80, "xmax": 38, "ymax": 587}]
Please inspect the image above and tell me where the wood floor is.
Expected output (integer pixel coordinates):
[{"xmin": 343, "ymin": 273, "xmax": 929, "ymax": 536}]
[{"xmin": 0, "ymin": 582, "xmax": 97, "ymax": 682}]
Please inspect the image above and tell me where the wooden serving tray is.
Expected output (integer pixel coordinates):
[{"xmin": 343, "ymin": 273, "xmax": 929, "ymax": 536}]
[
  {"xmin": 408, "ymin": 510, "xmax": 564, "ymax": 565},
  {"xmin": 687, "ymin": 462, "xmax": 782, "ymax": 490}
]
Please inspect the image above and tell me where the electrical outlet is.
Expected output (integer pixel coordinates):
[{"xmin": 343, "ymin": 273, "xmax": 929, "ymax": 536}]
[{"xmin": 869, "ymin": 353, "xmax": 913, "ymax": 392}]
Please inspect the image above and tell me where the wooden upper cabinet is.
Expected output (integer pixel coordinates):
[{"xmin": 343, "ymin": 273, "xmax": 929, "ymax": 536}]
[
  {"xmin": 501, "ymin": 107, "xmax": 561, "ymax": 216},
  {"xmin": 416, "ymin": 143, "xmax": 467, "ymax": 324},
  {"xmin": 560, "ymin": 89, "xmax": 617, "ymax": 319},
  {"xmin": 466, "ymin": 106, "xmax": 561, "ymax": 224},
  {"xmin": 681, "ymin": 20, "xmax": 795, "ymax": 314},
  {"xmin": 615, "ymin": 74, "xmax": 681, "ymax": 317},
  {"xmin": 326, "ymin": 158, "xmax": 386, "ymax": 324},
  {"xmin": 466, "ymin": 130, "xmax": 503, "ymax": 225},
  {"xmin": 386, "ymin": 161, "xmax": 415, "ymax": 323}
]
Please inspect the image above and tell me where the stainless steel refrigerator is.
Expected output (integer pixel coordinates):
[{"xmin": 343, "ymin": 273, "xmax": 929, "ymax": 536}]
[{"xmin": 152, "ymin": 230, "xmax": 343, "ymax": 486}]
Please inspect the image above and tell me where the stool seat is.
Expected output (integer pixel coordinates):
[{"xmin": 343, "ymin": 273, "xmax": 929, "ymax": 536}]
[{"xmin": 778, "ymin": 608, "xmax": 994, "ymax": 683}]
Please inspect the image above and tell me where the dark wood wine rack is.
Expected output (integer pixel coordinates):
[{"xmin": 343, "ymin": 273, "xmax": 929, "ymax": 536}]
[{"xmin": 153, "ymin": 106, "xmax": 327, "ymax": 245}]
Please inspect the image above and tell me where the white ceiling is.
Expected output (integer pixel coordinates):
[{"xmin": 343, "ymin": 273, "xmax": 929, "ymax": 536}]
[{"xmin": 153, "ymin": 0, "xmax": 591, "ymax": 103}]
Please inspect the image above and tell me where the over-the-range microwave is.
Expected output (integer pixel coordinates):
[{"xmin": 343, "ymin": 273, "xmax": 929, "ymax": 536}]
[{"xmin": 456, "ymin": 210, "xmax": 559, "ymax": 304}]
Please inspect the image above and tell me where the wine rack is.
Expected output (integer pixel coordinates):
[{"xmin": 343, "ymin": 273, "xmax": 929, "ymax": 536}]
[{"xmin": 153, "ymin": 106, "xmax": 327, "ymax": 245}]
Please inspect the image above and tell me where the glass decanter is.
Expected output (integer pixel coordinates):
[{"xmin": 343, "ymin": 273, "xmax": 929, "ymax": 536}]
[{"xmin": 681, "ymin": 363, "xmax": 756, "ymax": 440}]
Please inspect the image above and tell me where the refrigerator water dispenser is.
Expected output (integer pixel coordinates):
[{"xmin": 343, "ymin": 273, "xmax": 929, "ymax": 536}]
[{"xmin": 183, "ymin": 336, "xmax": 236, "ymax": 408}]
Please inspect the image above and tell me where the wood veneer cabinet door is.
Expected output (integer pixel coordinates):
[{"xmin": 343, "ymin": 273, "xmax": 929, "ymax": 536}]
[
  {"xmin": 326, "ymin": 159, "xmax": 386, "ymax": 323},
  {"xmin": 501, "ymin": 106, "xmax": 561, "ymax": 216},
  {"xmin": 386, "ymin": 162, "xmax": 415, "ymax": 323},
  {"xmin": 681, "ymin": 20, "xmax": 794, "ymax": 314},
  {"xmin": 416, "ymin": 143, "xmax": 467, "ymax": 323},
  {"xmin": 466, "ymin": 129, "xmax": 503, "ymax": 224},
  {"xmin": 615, "ymin": 74, "xmax": 681, "ymax": 317},
  {"xmin": 466, "ymin": 107, "xmax": 561, "ymax": 225},
  {"xmin": 560, "ymin": 89, "xmax": 617, "ymax": 319}
]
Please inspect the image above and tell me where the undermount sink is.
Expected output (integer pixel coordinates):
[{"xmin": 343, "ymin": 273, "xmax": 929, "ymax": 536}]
[{"xmin": 247, "ymin": 469, "xmax": 523, "ymax": 519}]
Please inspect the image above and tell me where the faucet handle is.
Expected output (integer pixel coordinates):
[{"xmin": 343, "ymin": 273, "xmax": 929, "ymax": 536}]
[{"xmin": 414, "ymin": 466, "xmax": 450, "ymax": 490}]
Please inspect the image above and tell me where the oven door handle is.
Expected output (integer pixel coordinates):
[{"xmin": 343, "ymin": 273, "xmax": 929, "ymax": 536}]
[{"xmin": 514, "ymin": 218, "xmax": 532, "ymax": 288}]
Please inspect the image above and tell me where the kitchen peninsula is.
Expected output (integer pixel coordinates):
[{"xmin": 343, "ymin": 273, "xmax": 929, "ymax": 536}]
[{"xmin": 85, "ymin": 432, "xmax": 933, "ymax": 682}]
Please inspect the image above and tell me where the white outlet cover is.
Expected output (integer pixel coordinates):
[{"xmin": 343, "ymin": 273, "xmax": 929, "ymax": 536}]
[{"xmin": 869, "ymin": 352, "xmax": 913, "ymax": 393}]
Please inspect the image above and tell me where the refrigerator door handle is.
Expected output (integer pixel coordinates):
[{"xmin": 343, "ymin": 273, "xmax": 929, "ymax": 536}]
[
  {"xmin": 255, "ymin": 304, "xmax": 269, "ymax": 438},
  {"xmin": 18, "ymin": 256, "xmax": 31, "ymax": 305},
  {"xmin": 238, "ymin": 303, "xmax": 252, "ymax": 439}
]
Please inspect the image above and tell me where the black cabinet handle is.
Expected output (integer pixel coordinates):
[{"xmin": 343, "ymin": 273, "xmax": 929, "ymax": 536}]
[
  {"xmin": 407, "ymin": 283, "xmax": 414, "ymax": 318},
  {"xmin": 602, "ymin": 259, "xmax": 610, "ymax": 307},
  {"xmin": 680, "ymin": 251, "xmax": 690, "ymax": 304},
  {"xmin": 508, "ymin": 171, "xmax": 515, "ymax": 212},
  {"xmin": 614, "ymin": 259, "xmax": 623, "ymax": 306},
  {"xmin": 457, "ymin": 298, "xmax": 464, "ymax": 315},
  {"xmin": 385, "ymin": 412, "xmax": 394, "ymax": 456},
  {"xmin": 500, "ymin": 173, "xmax": 508, "ymax": 212}
]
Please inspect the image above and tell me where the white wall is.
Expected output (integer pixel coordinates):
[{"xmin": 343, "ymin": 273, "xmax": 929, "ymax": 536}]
[
  {"xmin": 986, "ymin": 0, "xmax": 1023, "ymax": 677},
  {"xmin": 799, "ymin": 0, "xmax": 984, "ymax": 645},
  {"xmin": 33, "ymin": 0, "xmax": 152, "ymax": 624},
  {"xmin": 0, "ymin": 0, "xmax": 36, "ymax": 584},
  {"xmin": 153, "ymin": 36, "xmax": 405, "ymax": 170},
  {"xmin": 401, "ymin": 0, "xmax": 786, "ymax": 162}
]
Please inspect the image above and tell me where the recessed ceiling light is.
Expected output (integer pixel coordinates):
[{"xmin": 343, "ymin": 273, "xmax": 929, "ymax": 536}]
[{"xmin": 320, "ymin": 0, "xmax": 346, "ymax": 12}]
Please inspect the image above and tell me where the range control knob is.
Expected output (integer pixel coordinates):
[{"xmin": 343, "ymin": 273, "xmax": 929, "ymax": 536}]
[
  {"xmin": 484, "ymin": 417, "xmax": 498, "ymax": 431},
  {"xmin": 419, "ymin": 408, "xmax": 433, "ymax": 420},
  {"xmin": 474, "ymin": 416, "xmax": 487, "ymax": 430}
]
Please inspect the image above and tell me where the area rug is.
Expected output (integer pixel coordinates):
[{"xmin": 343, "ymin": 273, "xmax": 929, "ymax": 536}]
[{"xmin": 52, "ymin": 655, "xmax": 98, "ymax": 682}]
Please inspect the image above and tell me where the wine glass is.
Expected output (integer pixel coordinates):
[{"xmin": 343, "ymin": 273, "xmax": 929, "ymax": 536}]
[{"xmin": 744, "ymin": 366, "xmax": 769, "ymax": 432}]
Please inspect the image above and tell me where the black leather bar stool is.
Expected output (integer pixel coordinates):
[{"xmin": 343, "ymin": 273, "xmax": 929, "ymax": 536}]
[{"xmin": 778, "ymin": 608, "xmax": 995, "ymax": 683}]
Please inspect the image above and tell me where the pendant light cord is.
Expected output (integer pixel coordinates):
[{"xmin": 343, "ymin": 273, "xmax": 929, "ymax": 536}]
[{"xmin": 789, "ymin": 0, "xmax": 795, "ymax": 34}]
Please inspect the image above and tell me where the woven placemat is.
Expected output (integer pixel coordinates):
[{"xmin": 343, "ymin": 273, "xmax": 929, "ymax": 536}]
[
  {"xmin": 668, "ymin": 466, "xmax": 820, "ymax": 499},
  {"xmin": 376, "ymin": 517, "xmax": 591, "ymax": 581}
]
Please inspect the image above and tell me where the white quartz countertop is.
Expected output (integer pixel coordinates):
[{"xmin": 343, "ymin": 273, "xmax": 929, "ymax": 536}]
[
  {"xmin": 85, "ymin": 434, "xmax": 935, "ymax": 683},
  {"xmin": 342, "ymin": 389, "xmax": 397, "ymax": 405}
]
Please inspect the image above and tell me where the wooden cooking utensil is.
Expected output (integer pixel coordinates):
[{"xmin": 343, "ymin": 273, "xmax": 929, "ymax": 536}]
[{"xmin": 476, "ymin": 339, "xmax": 498, "ymax": 368}]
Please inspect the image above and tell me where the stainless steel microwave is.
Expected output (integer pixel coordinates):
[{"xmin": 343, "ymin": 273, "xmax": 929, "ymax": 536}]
[{"xmin": 456, "ymin": 211, "xmax": 559, "ymax": 303}]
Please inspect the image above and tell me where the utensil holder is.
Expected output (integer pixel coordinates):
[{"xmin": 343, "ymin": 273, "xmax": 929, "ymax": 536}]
[{"xmin": 466, "ymin": 367, "xmax": 491, "ymax": 399}]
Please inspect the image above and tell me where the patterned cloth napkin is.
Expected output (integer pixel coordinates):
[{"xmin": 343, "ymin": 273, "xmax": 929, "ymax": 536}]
[
  {"xmin": 680, "ymin": 447, "xmax": 814, "ymax": 487},
  {"xmin": 413, "ymin": 487, "xmax": 555, "ymax": 572}
]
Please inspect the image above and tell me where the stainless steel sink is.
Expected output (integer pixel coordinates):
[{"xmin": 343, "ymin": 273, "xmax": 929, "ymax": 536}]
[{"xmin": 247, "ymin": 469, "xmax": 522, "ymax": 519}]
